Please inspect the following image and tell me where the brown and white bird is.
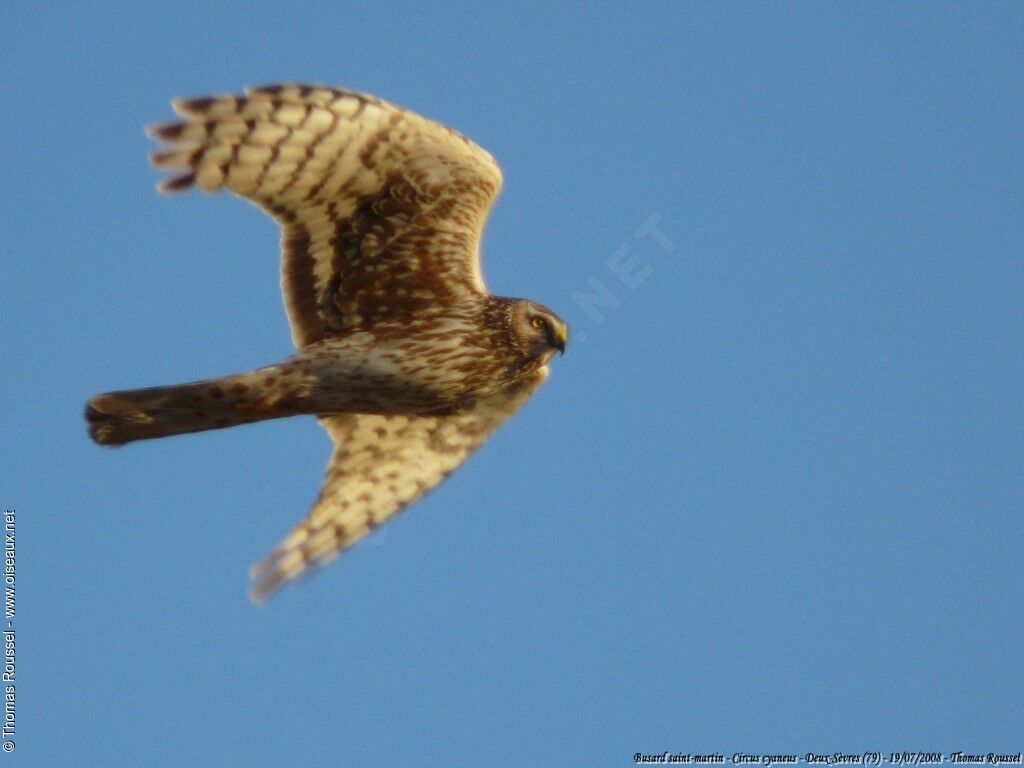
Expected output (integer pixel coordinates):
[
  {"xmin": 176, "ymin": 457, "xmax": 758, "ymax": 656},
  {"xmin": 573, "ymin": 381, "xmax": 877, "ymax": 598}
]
[{"xmin": 85, "ymin": 84, "xmax": 568, "ymax": 602}]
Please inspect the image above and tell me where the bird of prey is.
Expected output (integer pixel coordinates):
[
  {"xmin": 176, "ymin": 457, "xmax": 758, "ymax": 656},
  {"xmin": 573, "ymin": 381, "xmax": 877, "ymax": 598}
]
[{"xmin": 85, "ymin": 84, "xmax": 568, "ymax": 602}]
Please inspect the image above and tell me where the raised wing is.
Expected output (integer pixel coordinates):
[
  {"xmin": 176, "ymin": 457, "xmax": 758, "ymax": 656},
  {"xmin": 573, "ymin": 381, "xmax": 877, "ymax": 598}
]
[
  {"xmin": 249, "ymin": 381, "xmax": 541, "ymax": 603},
  {"xmin": 149, "ymin": 84, "xmax": 503, "ymax": 347}
]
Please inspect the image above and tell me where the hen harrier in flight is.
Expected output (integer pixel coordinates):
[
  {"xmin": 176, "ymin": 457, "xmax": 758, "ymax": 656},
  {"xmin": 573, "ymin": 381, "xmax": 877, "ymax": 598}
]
[{"xmin": 85, "ymin": 84, "xmax": 568, "ymax": 602}]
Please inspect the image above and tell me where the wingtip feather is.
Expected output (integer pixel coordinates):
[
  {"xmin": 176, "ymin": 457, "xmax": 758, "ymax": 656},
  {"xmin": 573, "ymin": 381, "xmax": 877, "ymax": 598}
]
[
  {"xmin": 146, "ymin": 121, "xmax": 187, "ymax": 140},
  {"xmin": 171, "ymin": 95, "xmax": 217, "ymax": 116},
  {"xmin": 157, "ymin": 173, "xmax": 196, "ymax": 193}
]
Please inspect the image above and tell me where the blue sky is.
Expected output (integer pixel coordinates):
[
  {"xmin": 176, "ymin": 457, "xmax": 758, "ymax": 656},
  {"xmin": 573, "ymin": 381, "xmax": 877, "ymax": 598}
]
[{"xmin": 5, "ymin": 2, "xmax": 1023, "ymax": 765}]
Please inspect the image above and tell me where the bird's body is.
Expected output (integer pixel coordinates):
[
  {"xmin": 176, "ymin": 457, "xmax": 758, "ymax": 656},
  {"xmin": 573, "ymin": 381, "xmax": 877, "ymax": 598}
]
[
  {"xmin": 88, "ymin": 297, "xmax": 552, "ymax": 443},
  {"xmin": 85, "ymin": 84, "xmax": 567, "ymax": 601}
]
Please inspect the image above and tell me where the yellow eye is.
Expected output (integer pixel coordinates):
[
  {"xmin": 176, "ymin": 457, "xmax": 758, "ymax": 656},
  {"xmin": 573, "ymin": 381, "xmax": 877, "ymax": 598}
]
[{"xmin": 530, "ymin": 317, "xmax": 545, "ymax": 330}]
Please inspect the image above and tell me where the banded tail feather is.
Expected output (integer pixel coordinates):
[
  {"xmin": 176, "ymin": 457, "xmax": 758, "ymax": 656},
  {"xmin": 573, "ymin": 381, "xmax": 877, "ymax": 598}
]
[{"xmin": 85, "ymin": 366, "xmax": 302, "ymax": 446}]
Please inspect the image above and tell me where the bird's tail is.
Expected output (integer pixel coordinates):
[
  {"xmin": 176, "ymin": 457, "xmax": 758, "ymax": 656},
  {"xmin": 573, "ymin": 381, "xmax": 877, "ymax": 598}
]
[{"xmin": 85, "ymin": 366, "xmax": 304, "ymax": 446}]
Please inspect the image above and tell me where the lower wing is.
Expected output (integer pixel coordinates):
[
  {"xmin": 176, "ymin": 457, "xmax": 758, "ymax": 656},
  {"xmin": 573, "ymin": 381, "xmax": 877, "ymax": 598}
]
[{"xmin": 249, "ymin": 377, "xmax": 543, "ymax": 602}]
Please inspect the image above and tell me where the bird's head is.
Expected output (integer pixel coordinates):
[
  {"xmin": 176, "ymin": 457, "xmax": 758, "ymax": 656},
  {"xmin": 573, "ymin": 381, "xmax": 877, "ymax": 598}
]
[{"xmin": 509, "ymin": 299, "xmax": 569, "ymax": 361}]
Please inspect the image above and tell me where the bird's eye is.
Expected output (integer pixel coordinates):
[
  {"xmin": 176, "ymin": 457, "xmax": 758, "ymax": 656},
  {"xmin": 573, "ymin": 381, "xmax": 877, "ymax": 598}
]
[{"xmin": 530, "ymin": 316, "xmax": 546, "ymax": 331}]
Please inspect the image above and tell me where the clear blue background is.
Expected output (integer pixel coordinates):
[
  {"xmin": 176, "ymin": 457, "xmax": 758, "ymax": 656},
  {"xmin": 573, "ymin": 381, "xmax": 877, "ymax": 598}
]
[{"xmin": 5, "ymin": 2, "xmax": 1022, "ymax": 765}]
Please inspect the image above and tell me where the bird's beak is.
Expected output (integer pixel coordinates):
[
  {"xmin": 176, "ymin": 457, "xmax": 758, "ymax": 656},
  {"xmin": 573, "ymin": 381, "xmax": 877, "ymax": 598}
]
[{"xmin": 553, "ymin": 324, "xmax": 568, "ymax": 355}]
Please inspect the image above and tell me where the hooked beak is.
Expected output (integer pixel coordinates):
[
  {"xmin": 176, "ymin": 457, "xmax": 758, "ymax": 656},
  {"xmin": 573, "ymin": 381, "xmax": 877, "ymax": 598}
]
[{"xmin": 553, "ymin": 323, "xmax": 568, "ymax": 355}]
